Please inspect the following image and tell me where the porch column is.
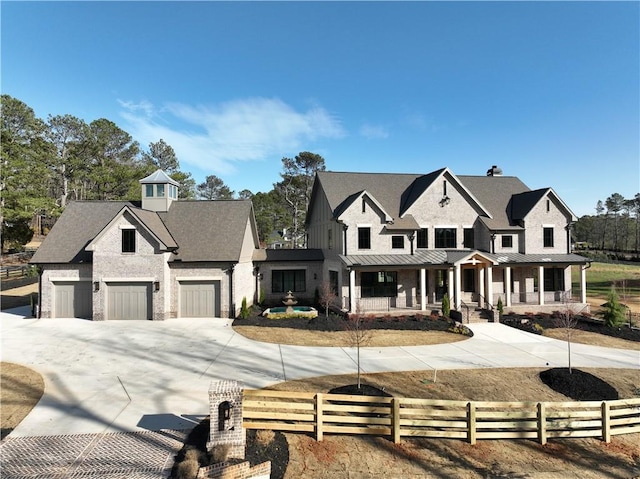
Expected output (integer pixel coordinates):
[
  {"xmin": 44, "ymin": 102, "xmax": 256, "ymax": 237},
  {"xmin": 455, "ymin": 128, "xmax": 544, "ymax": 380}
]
[
  {"xmin": 478, "ymin": 267, "xmax": 485, "ymax": 308},
  {"xmin": 349, "ymin": 269, "xmax": 356, "ymax": 312},
  {"xmin": 447, "ymin": 268, "xmax": 454, "ymax": 306},
  {"xmin": 454, "ymin": 264, "xmax": 461, "ymax": 310},
  {"xmin": 538, "ymin": 265, "xmax": 545, "ymax": 306},
  {"xmin": 505, "ymin": 266, "xmax": 512, "ymax": 307},
  {"xmin": 486, "ymin": 265, "xmax": 494, "ymax": 307},
  {"xmin": 420, "ymin": 268, "xmax": 427, "ymax": 311},
  {"xmin": 580, "ymin": 265, "xmax": 587, "ymax": 304}
]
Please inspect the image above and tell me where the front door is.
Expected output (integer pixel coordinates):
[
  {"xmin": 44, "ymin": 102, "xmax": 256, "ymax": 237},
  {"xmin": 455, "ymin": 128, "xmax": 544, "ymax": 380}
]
[{"xmin": 435, "ymin": 269, "xmax": 448, "ymax": 301}]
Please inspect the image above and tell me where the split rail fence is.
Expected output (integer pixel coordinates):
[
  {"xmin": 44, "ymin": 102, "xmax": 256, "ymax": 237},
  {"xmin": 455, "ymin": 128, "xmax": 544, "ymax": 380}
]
[{"xmin": 243, "ymin": 390, "xmax": 640, "ymax": 445}]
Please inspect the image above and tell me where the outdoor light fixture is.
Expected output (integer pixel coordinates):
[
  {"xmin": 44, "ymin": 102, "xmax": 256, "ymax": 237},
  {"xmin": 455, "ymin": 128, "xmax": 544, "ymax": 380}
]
[
  {"xmin": 439, "ymin": 195, "xmax": 451, "ymax": 207},
  {"xmin": 93, "ymin": 281, "xmax": 100, "ymax": 292},
  {"xmin": 154, "ymin": 281, "xmax": 160, "ymax": 292}
]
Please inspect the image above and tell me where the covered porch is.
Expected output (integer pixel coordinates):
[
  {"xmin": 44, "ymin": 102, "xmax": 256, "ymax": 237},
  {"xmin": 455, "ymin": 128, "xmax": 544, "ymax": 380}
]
[{"xmin": 339, "ymin": 251, "xmax": 590, "ymax": 317}]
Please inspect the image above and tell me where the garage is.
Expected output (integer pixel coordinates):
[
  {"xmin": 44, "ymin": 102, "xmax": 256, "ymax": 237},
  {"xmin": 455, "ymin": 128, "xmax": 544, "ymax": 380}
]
[
  {"xmin": 106, "ymin": 282, "xmax": 152, "ymax": 320},
  {"xmin": 179, "ymin": 281, "xmax": 220, "ymax": 317},
  {"xmin": 53, "ymin": 281, "xmax": 92, "ymax": 319}
]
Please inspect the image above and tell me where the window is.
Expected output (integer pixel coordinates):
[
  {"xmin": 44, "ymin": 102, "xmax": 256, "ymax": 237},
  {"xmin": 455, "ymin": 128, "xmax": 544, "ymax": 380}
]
[
  {"xmin": 391, "ymin": 235, "xmax": 404, "ymax": 249},
  {"xmin": 328, "ymin": 228, "xmax": 333, "ymax": 250},
  {"xmin": 169, "ymin": 185, "xmax": 177, "ymax": 199},
  {"xmin": 145, "ymin": 184, "xmax": 153, "ymax": 197},
  {"xmin": 157, "ymin": 184, "xmax": 165, "ymax": 197},
  {"xmin": 463, "ymin": 228, "xmax": 474, "ymax": 249},
  {"xmin": 358, "ymin": 227, "xmax": 371, "ymax": 249},
  {"xmin": 543, "ymin": 227, "xmax": 554, "ymax": 247},
  {"xmin": 443, "ymin": 180, "xmax": 447, "ymax": 196},
  {"xmin": 546, "ymin": 199, "xmax": 550, "ymax": 212},
  {"xmin": 544, "ymin": 268, "xmax": 565, "ymax": 292},
  {"xmin": 272, "ymin": 270, "xmax": 306, "ymax": 293},
  {"xmin": 502, "ymin": 235, "xmax": 513, "ymax": 248},
  {"xmin": 122, "ymin": 229, "xmax": 136, "ymax": 253},
  {"xmin": 435, "ymin": 228, "xmax": 456, "ymax": 248},
  {"xmin": 361, "ymin": 271, "xmax": 397, "ymax": 297},
  {"xmin": 362, "ymin": 198, "xmax": 366, "ymax": 213},
  {"xmin": 417, "ymin": 228, "xmax": 428, "ymax": 248},
  {"xmin": 329, "ymin": 270, "xmax": 339, "ymax": 295}
]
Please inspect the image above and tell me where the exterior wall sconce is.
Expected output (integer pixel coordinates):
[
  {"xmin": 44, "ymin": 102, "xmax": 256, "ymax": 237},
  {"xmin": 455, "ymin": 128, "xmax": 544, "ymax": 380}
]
[
  {"xmin": 93, "ymin": 281, "xmax": 100, "ymax": 292},
  {"xmin": 154, "ymin": 281, "xmax": 160, "ymax": 292},
  {"xmin": 439, "ymin": 196, "xmax": 451, "ymax": 207},
  {"xmin": 314, "ymin": 273, "xmax": 317, "ymax": 280}
]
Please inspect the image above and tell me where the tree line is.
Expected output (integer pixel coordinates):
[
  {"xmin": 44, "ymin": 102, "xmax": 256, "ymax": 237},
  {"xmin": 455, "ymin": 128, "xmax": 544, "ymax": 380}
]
[
  {"xmin": 573, "ymin": 193, "xmax": 640, "ymax": 256},
  {"xmin": 1, "ymin": 95, "xmax": 325, "ymax": 251}
]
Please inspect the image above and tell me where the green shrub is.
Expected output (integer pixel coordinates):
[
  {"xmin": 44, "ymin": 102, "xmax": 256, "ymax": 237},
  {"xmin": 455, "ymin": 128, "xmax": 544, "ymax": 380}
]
[
  {"xmin": 240, "ymin": 297, "xmax": 249, "ymax": 319},
  {"xmin": 259, "ymin": 287, "xmax": 265, "ymax": 306},
  {"xmin": 602, "ymin": 287, "xmax": 626, "ymax": 327},
  {"xmin": 496, "ymin": 297, "xmax": 504, "ymax": 318},
  {"xmin": 534, "ymin": 323, "xmax": 544, "ymax": 333},
  {"xmin": 441, "ymin": 293, "xmax": 450, "ymax": 317}
]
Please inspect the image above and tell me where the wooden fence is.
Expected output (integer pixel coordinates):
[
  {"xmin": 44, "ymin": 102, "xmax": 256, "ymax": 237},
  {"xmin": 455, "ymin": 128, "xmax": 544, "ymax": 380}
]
[{"xmin": 243, "ymin": 390, "xmax": 640, "ymax": 445}]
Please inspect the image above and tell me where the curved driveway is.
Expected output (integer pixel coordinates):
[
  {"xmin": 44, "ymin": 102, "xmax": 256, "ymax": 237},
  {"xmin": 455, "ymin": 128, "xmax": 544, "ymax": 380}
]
[{"xmin": 1, "ymin": 306, "xmax": 638, "ymax": 437}]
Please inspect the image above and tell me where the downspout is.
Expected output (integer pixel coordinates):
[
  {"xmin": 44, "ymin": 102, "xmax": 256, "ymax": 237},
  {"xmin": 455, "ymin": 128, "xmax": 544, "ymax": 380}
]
[{"xmin": 36, "ymin": 265, "xmax": 43, "ymax": 318}]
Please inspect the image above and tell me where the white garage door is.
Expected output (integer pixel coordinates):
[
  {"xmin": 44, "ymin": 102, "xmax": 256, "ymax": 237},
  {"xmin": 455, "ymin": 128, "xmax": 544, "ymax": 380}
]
[
  {"xmin": 54, "ymin": 281, "xmax": 92, "ymax": 319},
  {"xmin": 107, "ymin": 282, "xmax": 151, "ymax": 320},
  {"xmin": 180, "ymin": 281, "xmax": 219, "ymax": 317}
]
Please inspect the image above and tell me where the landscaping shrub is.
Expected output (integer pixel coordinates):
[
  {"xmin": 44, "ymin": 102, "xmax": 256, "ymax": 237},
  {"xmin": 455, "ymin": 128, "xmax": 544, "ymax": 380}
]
[
  {"xmin": 255, "ymin": 429, "xmax": 275, "ymax": 446},
  {"xmin": 240, "ymin": 297, "xmax": 249, "ymax": 319},
  {"xmin": 496, "ymin": 297, "xmax": 504, "ymax": 319},
  {"xmin": 210, "ymin": 444, "xmax": 230, "ymax": 463},
  {"xmin": 602, "ymin": 287, "xmax": 626, "ymax": 328},
  {"xmin": 441, "ymin": 293, "xmax": 450, "ymax": 317}
]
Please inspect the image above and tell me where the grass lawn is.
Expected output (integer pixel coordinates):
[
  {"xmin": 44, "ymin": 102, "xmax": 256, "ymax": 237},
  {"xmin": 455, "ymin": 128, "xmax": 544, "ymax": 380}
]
[{"xmin": 572, "ymin": 261, "xmax": 640, "ymax": 312}]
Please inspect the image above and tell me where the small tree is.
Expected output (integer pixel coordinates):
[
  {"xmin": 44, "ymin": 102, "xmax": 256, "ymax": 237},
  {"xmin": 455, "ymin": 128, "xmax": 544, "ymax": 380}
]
[
  {"xmin": 344, "ymin": 303, "xmax": 373, "ymax": 389},
  {"xmin": 555, "ymin": 292, "xmax": 585, "ymax": 374},
  {"xmin": 496, "ymin": 296, "xmax": 504, "ymax": 320},
  {"xmin": 441, "ymin": 293, "xmax": 450, "ymax": 318},
  {"xmin": 318, "ymin": 280, "xmax": 337, "ymax": 319},
  {"xmin": 240, "ymin": 297, "xmax": 249, "ymax": 319},
  {"xmin": 603, "ymin": 287, "xmax": 626, "ymax": 328}
]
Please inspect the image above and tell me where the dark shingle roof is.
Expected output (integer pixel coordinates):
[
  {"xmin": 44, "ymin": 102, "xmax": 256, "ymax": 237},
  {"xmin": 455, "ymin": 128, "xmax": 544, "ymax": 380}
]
[
  {"xmin": 31, "ymin": 199, "xmax": 256, "ymax": 264},
  {"xmin": 510, "ymin": 189, "xmax": 549, "ymax": 221},
  {"xmin": 253, "ymin": 249, "xmax": 326, "ymax": 262}
]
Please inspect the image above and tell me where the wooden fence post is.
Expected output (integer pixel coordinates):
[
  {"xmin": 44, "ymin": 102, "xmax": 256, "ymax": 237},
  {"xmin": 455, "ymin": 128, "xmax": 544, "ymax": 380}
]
[
  {"xmin": 537, "ymin": 402, "xmax": 547, "ymax": 445},
  {"xmin": 392, "ymin": 398, "xmax": 401, "ymax": 443},
  {"xmin": 315, "ymin": 393, "xmax": 323, "ymax": 442},
  {"xmin": 467, "ymin": 402, "xmax": 476, "ymax": 445},
  {"xmin": 601, "ymin": 401, "xmax": 611, "ymax": 443}
]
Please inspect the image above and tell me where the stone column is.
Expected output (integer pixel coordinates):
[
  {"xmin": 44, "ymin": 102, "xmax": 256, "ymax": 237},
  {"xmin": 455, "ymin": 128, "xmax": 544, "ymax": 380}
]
[
  {"xmin": 454, "ymin": 264, "xmax": 461, "ymax": 310},
  {"xmin": 447, "ymin": 268, "xmax": 454, "ymax": 307},
  {"xmin": 479, "ymin": 267, "xmax": 485, "ymax": 308},
  {"xmin": 486, "ymin": 265, "xmax": 494, "ymax": 307},
  {"xmin": 505, "ymin": 266, "xmax": 512, "ymax": 307},
  {"xmin": 420, "ymin": 268, "xmax": 426, "ymax": 311},
  {"xmin": 349, "ymin": 269, "xmax": 356, "ymax": 313},
  {"xmin": 580, "ymin": 265, "xmax": 587, "ymax": 304},
  {"xmin": 538, "ymin": 265, "xmax": 545, "ymax": 306},
  {"xmin": 207, "ymin": 380, "xmax": 245, "ymax": 460}
]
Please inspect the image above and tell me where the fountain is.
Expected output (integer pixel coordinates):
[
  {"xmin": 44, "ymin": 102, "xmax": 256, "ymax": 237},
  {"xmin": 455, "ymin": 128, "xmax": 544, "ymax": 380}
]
[{"xmin": 282, "ymin": 291, "xmax": 298, "ymax": 314}]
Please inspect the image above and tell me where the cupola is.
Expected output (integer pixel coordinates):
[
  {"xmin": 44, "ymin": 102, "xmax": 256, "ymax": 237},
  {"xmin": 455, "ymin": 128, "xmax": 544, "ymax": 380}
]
[{"xmin": 139, "ymin": 169, "xmax": 180, "ymax": 212}]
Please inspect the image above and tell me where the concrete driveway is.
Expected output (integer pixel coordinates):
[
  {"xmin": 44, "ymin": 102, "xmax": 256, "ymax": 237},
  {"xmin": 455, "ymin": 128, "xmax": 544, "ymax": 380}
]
[{"xmin": 1, "ymin": 306, "xmax": 638, "ymax": 437}]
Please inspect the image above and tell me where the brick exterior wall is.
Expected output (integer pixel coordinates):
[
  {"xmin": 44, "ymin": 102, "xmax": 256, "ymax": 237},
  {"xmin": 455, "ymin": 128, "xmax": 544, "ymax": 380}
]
[
  {"xmin": 38, "ymin": 264, "xmax": 93, "ymax": 318},
  {"xmin": 259, "ymin": 261, "xmax": 324, "ymax": 306},
  {"xmin": 198, "ymin": 461, "xmax": 271, "ymax": 479}
]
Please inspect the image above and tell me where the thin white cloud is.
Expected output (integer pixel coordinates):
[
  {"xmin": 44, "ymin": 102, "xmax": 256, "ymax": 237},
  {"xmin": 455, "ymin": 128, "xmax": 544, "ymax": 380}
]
[
  {"xmin": 118, "ymin": 97, "xmax": 345, "ymax": 174},
  {"xmin": 359, "ymin": 123, "xmax": 389, "ymax": 140}
]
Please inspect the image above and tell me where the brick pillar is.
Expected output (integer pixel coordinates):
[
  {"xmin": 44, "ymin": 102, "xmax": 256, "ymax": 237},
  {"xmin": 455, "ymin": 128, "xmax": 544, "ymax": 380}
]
[{"xmin": 207, "ymin": 380, "xmax": 245, "ymax": 460}]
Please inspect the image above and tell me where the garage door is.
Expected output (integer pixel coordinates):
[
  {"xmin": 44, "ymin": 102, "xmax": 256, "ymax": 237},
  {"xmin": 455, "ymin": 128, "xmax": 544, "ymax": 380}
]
[
  {"xmin": 54, "ymin": 281, "xmax": 92, "ymax": 319},
  {"xmin": 180, "ymin": 281, "xmax": 219, "ymax": 317},
  {"xmin": 106, "ymin": 283, "xmax": 151, "ymax": 320}
]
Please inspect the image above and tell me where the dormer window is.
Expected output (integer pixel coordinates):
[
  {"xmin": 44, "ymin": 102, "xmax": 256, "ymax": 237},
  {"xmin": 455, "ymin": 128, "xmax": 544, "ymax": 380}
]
[
  {"xmin": 157, "ymin": 184, "xmax": 165, "ymax": 198},
  {"xmin": 122, "ymin": 229, "xmax": 136, "ymax": 253},
  {"xmin": 145, "ymin": 185, "xmax": 154, "ymax": 197}
]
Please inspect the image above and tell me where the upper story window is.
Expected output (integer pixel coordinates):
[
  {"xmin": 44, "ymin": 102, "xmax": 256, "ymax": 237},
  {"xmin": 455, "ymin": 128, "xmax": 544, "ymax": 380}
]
[
  {"xmin": 362, "ymin": 198, "xmax": 366, "ymax": 213},
  {"xmin": 463, "ymin": 228, "xmax": 474, "ymax": 249},
  {"xmin": 417, "ymin": 228, "xmax": 428, "ymax": 249},
  {"xmin": 157, "ymin": 184, "xmax": 165, "ymax": 198},
  {"xmin": 358, "ymin": 227, "xmax": 371, "ymax": 249},
  {"xmin": 145, "ymin": 185, "xmax": 154, "ymax": 197},
  {"xmin": 328, "ymin": 228, "xmax": 333, "ymax": 250},
  {"xmin": 122, "ymin": 229, "xmax": 136, "ymax": 253},
  {"xmin": 546, "ymin": 199, "xmax": 550, "ymax": 212},
  {"xmin": 391, "ymin": 235, "xmax": 404, "ymax": 249},
  {"xmin": 502, "ymin": 235, "xmax": 513, "ymax": 248},
  {"xmin": 435, "ymin": 228, "xmax": 456, "ymax": 248},
  {"xmin": 169, "ymin": 184, "xmax": 177, "ymax": 199},
  {"xmin": 543, "ymin": 227, "xmax": 554, "ymax": 248}
]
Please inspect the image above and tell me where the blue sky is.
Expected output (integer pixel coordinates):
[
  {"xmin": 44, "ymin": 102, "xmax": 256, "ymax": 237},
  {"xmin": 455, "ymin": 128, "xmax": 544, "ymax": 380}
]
[{"xmin": 3, "ymin": 1, "xmax": 638, "ymax": 217}]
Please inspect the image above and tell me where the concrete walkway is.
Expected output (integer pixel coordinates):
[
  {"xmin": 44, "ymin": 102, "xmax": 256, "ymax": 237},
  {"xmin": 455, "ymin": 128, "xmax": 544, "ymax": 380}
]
[{"xmin": 2, "ymin": 306, "xmax": 638, "ymax": 438}]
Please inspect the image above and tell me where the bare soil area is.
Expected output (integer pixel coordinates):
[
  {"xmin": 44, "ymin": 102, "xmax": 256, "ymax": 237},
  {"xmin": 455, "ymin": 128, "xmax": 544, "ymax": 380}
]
[{"xmin": 0, "ymin": 362, "xmax": 44, "ymax": 439}]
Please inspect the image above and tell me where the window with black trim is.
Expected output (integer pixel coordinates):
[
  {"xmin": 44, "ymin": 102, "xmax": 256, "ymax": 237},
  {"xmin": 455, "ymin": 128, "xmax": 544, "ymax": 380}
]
[
  {"xmin": 502, "ymin": 235, "xmax": 513, "ymax": 248},
  {"xmin": 417, "ymin": 228, "xmax": 428, "ymax": 248},
  {"xmin": 358, "ymin": 227, "xmax": 371, "ymax": 249},
  {"xmin": 328, "ymin": 228, "xmax": 333, "ymax": 249},
  {"xmin": 361, "ymin": 271, "xmax": 397, "ymax": 297},
  {"xmin": 463, "ymin": 228, "xmax": 474, "ymax": 248},
  {"xmin": 543, "ymin": 227, "xmax": 554, "ymax": 247},
  {"xmin": 435, "ymin": 228, "xmax": 456, "ymax": 248},
  {"xmin": 544, "ymin": 267, "xmax": 565, "ymax": 292},
  {"xmin": 122, "ymin": 229, "xmax": 136, "ymax": 253},
  {"xmin": 391, "ymin": 235, "xmax": 404, "ymax": 249},
  {"xmin": 272, "ymin": 270, "xmax": 306, "ymax": 293}
]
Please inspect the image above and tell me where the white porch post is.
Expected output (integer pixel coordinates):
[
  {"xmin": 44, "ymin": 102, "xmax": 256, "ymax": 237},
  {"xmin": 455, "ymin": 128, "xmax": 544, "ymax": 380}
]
[
  {"xmin": 479, "ymin": 267, "xmax": 485, "ymax": 308},
  {"xmin": 349, "ymin": 269, "xmax": 356, "ymax": 312},
  {"xmin": 447, "ymin": 268, "xmax": 454, "ymax": 306},
  {"xmin": 486, "ymin": 265, "xmax": 494, "ymax": 307},
  {"xmin": 420, "ymin": 268, "xmax": 427, "ymax": 311},
  {"xmin": 454, "ymin": 264, "xmax": 461, "ymax": 310},
  {"xmin": 505, "ymin": 266, "xmax": 512, "ymax": 307},
  {"xmin": 538, "ymin": 265, "xmax": 545, "ymax": 306},
  {"xmin": 580, "ymin": 265, "xmax": 587, "ymax": 304}
]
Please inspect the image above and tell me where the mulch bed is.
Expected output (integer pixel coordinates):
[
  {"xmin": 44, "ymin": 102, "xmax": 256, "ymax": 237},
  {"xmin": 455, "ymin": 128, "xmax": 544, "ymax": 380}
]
[
  {"xmin": 502, "ymin": 313, "xmax": 640, "ymax": 342},
  {"xmin": 540, "ymin": 368, "xmax": 619, "ymax": 401},
  {"xmin": 235, "ymin": 309, "xmax": 473, "ymax": 335}
]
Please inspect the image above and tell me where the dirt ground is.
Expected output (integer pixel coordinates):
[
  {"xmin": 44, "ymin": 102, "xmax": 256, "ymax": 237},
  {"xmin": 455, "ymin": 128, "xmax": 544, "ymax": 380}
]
[
  {"xmin": 0, "ymin": 362, "xmax": 44, "ymax": 439},
  {"xmin": 0, "ymin": 282, "xmax": 38, "ymax": 310}
]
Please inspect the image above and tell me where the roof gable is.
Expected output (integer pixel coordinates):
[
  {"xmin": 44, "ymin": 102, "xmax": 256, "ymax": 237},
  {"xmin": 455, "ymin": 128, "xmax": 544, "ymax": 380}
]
[
  {"xmin": 512, "ymin": 188, "xmax": 577, "ymax": 223},
  {"xmin": 334, "ymin": 190, "xmax": 393, "ymax": 222}
]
